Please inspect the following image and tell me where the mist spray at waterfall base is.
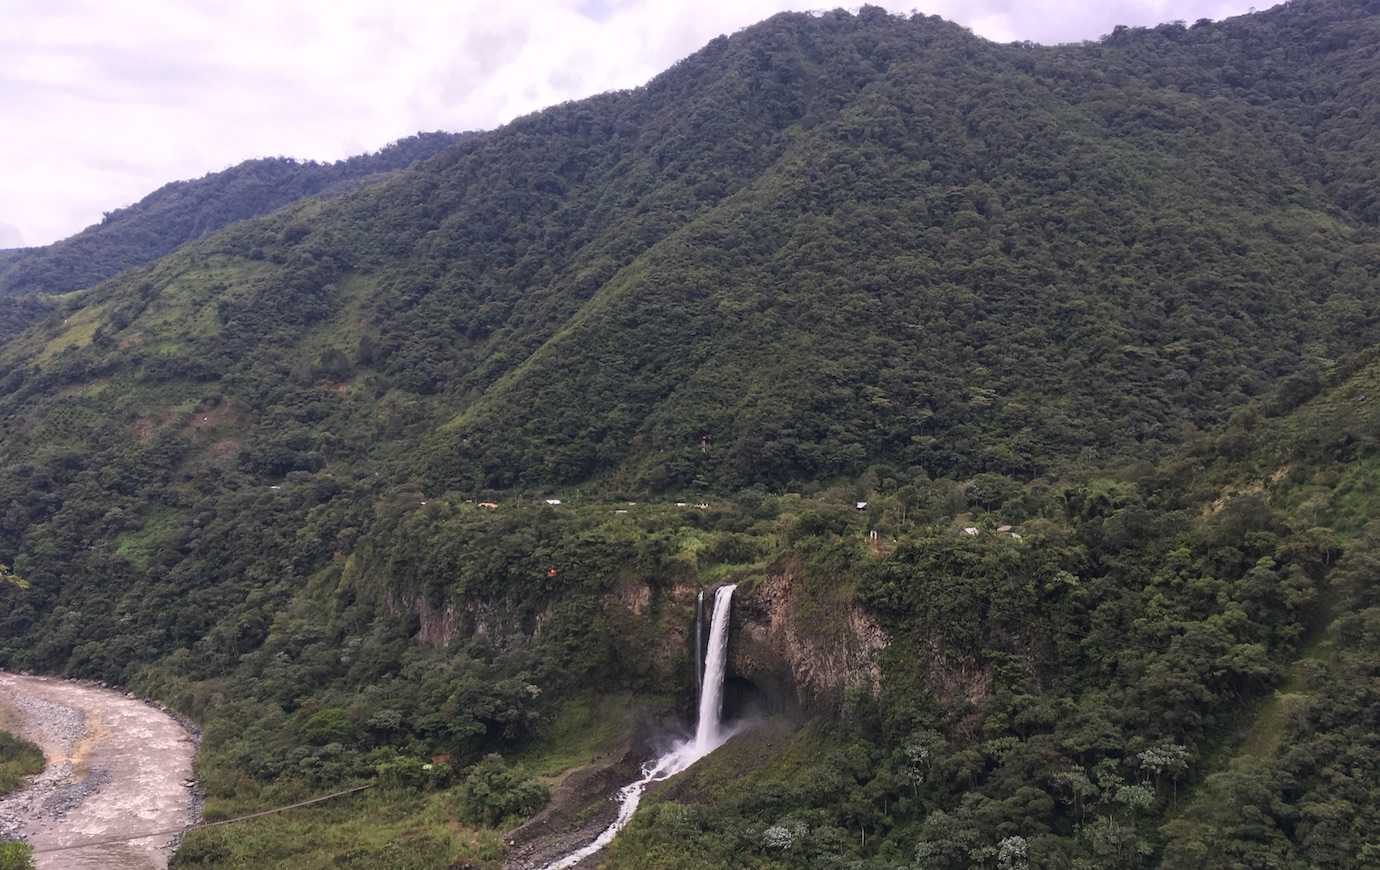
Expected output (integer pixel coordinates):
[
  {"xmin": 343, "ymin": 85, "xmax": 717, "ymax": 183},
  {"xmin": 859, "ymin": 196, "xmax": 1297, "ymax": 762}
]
[{"xmin": 541, "ymin": 584, "xmax": 739, "ymax": 870}]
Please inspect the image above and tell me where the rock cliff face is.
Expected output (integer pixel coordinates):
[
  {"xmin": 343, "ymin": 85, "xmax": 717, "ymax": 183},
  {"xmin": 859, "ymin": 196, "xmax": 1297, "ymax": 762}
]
[
  {"xmin": 727, "ymin": 559, "xmax": 887, "ymax": 712},
  {"xmin": 382, "ymin": 589, "xmax": 541, "ymax": 649},
  {"xmin": 603, "ymin": 574, "xmax": 700, "ymax": 686},
  {"xmin": 594, "ymin": 563, "xmax": 888, "ymax": 716},
  {"xmin": 378, "ymin": 555, "xmax": 888, "ymax": 718}
]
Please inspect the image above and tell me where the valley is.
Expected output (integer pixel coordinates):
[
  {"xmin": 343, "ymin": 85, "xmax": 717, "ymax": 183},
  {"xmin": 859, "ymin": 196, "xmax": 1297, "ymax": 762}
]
[{"xmin": 1, "ymin": 1, "xmax": 1380, "ymax": 867}]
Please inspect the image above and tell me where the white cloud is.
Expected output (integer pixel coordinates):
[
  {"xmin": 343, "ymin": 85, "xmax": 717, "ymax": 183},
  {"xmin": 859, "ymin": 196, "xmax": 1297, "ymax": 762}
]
[
  {"xmin": 0, "ymin": 0, "xmax": 1257, "ymax": 246},
  {"xmin": 0, "ymin": 222, "xmax": 24, "ymax": 249}
]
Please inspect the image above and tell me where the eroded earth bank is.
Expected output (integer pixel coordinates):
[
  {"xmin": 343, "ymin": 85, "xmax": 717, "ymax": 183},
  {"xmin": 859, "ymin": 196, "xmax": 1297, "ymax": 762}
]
[{"xmin": 0, "ymin": 672, "xmax": 198, "ymax": 870}]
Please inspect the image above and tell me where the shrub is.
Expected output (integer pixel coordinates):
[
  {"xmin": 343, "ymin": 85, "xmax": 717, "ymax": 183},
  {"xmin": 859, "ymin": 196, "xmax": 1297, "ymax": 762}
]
[
  {"xmin": 302, "ymin": 708, "xmax": 355, "ymax": 746},
  {"xmin": 456, "ymin": 755, "xmax": 548, "ymax": 827},
  {"xmin": 0, "ymin": 842, "xmax": 35, "ymax": 870},
  {"xmin": 0, "ymin": 731, "xmax": 43, "ymax": 796}
]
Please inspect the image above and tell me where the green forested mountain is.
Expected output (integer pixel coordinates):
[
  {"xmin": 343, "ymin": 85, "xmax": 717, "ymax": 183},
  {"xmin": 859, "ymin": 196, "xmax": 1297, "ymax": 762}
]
[
  {"xmin": 1, "ymin": 2, "xmax": 1379, "ymax": 868},
  {"xmin": 0, "ymin": 131, "xmax": 460, "ymax": 301},
  {"xmin": 0, "ymin": 132, "xmax": 461, "ymax": 346},
  {"xmin": 6, "ymin": 2, "xmax": 1377, "ymax": 490}
]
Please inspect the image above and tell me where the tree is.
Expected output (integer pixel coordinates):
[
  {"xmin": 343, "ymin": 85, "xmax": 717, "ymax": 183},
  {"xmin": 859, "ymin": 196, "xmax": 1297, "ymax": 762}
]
[{"xmin": 1137, "ymin": 743, "xmax": 1190, "ymax": 800}]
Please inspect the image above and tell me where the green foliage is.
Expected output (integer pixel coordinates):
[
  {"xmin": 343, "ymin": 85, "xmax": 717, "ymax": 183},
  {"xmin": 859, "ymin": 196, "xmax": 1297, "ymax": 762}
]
[
  {"xmin": 0, "ymin": 296, "xmax": 50, "ymax": 346},
  {"xmin": 516, "ymin": 693, "xmax": 655, "ymax": 778},
  {"xmin": 373, "ymin": 749, "xmax": 452, "ymax": 791},
  {"xmin": 602, "ymin": 342, "xmax": 1380, "ymax": 867},
  {"xmin": 2, "ymin": 3, "xmax": 1378, "ymax": 514},
  {"xmin": 456, "ymin": 755, "xmax": 549, "ymax": 828},
  {"xmin": 302, "ymin": 709, "xmax": 355, "ymax": 746},
  {"xmin": 0, "ymin": 736, "xmax": 36, "ymax": 867},
  {"xmin": 0, "ymin": 842, "xmax": 34, "ymax": 870},
  {"xmin": 0, "ymin": 564, "xmax": 26, "ymax": 590},
  {"xmin": 0, "ymin": 730, "xmax": 43, "ymax": 795}
]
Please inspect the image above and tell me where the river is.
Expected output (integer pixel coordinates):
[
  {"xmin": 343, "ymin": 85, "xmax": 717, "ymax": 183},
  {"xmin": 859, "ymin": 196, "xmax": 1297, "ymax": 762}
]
[{"xmin": 0, "ymin": 672, "xmax": 198, "ymax": 870}]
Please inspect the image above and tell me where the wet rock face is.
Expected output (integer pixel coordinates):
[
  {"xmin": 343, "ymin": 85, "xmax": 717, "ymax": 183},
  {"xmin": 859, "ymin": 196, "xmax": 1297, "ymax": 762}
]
[
  {"xmin": 381, "ymin": 559, "xmax": 888, "ymax": 719},
  {"xmin": 598, "ymin": 566, "xmax": 889, "ymax": 715},
  {"xmin": 601, "ymin": 577, "xmax": 703, "ymax": 689},
  {"xmin": 414, "ymin": 595, "xmax": 460, "ymax": 646},
  {"xmin": 728, "ymin": 563, "xmax": 887, "ymax": 712}
]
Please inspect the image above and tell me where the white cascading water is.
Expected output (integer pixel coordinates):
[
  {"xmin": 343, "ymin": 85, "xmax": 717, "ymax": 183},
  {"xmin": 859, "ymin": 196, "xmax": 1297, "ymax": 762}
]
[
  {"xmin": 542, "ymin": 584, "xmax": 738, "ymax": 870},
  {"xmin": 695, "ymin": 589, "xmax": 704, "ymax": 691},
  {"xmin": 692, "ymin": 584, "xmax": 734, "ymax": 752}
]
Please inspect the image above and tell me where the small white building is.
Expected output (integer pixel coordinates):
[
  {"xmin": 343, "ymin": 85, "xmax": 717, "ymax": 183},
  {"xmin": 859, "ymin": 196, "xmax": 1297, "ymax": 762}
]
[
  {"xmin": 856, "ymin": 501, "xmax": 869, "ymax": 511},
  {"xmin": 544, "ymin": 498, "xmax": 562, "ymax": 506},
  {"xmin": 962, "ymin": 527, "xmax": 979, "ymax": 537}
]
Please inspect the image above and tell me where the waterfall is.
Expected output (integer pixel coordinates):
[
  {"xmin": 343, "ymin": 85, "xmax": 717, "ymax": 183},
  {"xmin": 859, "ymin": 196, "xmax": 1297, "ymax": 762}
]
[
  {"xmin": 694, "ymin": 584, "xmax": 735, "ymax": 752},
  {"xmin": 695, "ymin": 590, "xmax": 704, "ymax": 691},
  {"xmin": 541, "ymin": 584, "xmax": 738, "ymax": 870}
]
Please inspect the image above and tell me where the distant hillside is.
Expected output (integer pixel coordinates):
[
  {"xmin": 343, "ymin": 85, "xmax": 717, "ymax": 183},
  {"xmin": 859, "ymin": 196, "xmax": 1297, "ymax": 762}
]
[{"xmin": 0, "ymin": 131, "xmax": 461, "ymax": 301}]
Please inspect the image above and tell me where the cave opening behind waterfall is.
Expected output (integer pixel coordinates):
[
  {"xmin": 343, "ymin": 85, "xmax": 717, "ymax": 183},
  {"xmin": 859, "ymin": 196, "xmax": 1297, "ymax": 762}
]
[
  {"xmin": 691, "ymin": 585, "xmax": 770, "ymax": 732},
  {"xmin": 723, "ymin": 674, "xmax": 769, "ymax": 723}
]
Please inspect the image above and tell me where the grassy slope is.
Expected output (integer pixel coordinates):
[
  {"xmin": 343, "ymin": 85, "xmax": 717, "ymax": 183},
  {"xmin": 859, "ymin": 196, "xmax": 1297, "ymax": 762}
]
[
  {"xmin": 172, "ymin": 789, "xmax": 503, "ymax": 869},
  {"xmin": 602, "ymin": 721, "xmax": 846, "ymax": 870},
  {"xmin": 0, "ymin": 730, "xmax": 43, "ymax": 796},
  {"xmin": 172, "ymin": 691, "xmax": 676, "ymax": 869}
]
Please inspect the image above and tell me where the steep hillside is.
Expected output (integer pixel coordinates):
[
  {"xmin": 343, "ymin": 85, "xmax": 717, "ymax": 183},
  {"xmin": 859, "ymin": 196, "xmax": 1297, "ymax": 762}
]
[
  {"xmin": 3, "ymin": 4, "xmax": 1378, "ymax": 495},
  {"xmin": 1, "ymin": 2, "xmax": 1379, "ymax": 868},
  {"xmin": 583, "ymin": 348, "xmax": 1380, "ymax": 870}
]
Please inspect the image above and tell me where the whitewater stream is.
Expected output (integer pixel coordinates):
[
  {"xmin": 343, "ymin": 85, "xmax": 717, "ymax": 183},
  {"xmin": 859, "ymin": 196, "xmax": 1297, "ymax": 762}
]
[
  {"xmin": 0, "ymin": 672, "xmax": 198, "ymax": 870},
  {"xmin": 540, "ymin": 584, "xmax": 739, "ymax": 869}
]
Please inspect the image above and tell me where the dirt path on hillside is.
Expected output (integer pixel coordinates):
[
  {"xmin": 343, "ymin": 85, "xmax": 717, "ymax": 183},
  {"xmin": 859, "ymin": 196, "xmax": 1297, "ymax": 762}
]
[{"xmin": 0, "ymin": 672, "xmax": 198, "ymax": 869}]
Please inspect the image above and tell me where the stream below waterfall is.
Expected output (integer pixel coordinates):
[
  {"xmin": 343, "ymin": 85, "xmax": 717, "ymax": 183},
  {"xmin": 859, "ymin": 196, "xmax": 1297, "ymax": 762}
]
[{"xmin": 540, "ymin": 584, "xmax": 739, "ymax": 869}]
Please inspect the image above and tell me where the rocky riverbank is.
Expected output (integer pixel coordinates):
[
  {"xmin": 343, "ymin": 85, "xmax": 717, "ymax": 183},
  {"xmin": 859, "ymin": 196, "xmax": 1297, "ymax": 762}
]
[{"xmin": 0, "ymin": 672, "xmax": 198, "ymax": 870}]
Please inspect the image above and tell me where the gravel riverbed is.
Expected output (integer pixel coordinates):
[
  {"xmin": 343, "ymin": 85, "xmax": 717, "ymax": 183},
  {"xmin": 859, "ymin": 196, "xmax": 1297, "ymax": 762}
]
[{"xmin": 0, "ymin": 672, "xmax": 198, "ymax": 870}]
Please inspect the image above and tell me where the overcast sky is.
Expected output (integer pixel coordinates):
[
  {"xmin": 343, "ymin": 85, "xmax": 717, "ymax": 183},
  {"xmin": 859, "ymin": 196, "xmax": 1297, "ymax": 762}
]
[{"xmin": 3, "ymin": 0, "xmax": 1261, "ymax": 248}]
